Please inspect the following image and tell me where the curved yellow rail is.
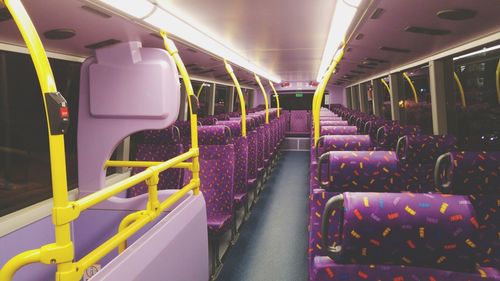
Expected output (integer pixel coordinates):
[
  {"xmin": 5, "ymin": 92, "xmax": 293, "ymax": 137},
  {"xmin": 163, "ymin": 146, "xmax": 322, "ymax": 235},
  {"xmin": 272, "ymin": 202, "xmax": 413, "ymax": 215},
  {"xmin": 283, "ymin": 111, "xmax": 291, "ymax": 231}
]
[
  {"xmin": 313, "ymin": 47, "xmax": 345, "ymax": 146},
  {"xmin": 496, "ymin": 58, "xmax": 500, "ymax": 104},
  {"xmin": 453, "ymin": 72, "xmax": 466, "ymax": 108},
  {"xmin": 254, "ymin": 74, "xmax": 270, "ymax": 124},
  {"xmin": 402, "ymin": 72, "xmax": 418, "ymax": 103},
  {"xmin": 224, "ymin": 60, "xmax": 247, "ymax": 136},
  {"xmin": 380, "ymin": 78, "xmax": 391, "ymax": 98},
  {"xmin": 268, "ymin": 81, "xmax": 281, "ymax": 117}
]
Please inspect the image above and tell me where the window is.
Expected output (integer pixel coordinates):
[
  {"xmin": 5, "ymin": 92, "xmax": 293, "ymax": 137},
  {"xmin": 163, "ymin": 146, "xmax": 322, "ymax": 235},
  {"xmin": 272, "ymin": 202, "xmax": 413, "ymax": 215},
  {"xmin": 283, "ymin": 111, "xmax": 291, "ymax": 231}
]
[
  {"xmin": 215, "ymin": 85, "xmax": 230, "ymax": 114},
  {"xmin": 0, "ymin": 50, "xmax": 80, "ymax": 216},
  {"xmin": 233, "ymin": 88, "xmax": 251, "ymax": 112},
  {"xmin": 452, "ymin": 46, "xmax": 500, "ymax": 150},
  {"xmin": 274, "ymin": 91, "xmax": 321, "ymax": 110},
  {"xmin": 194, "ymin": 81, "xmax": 211, "ymax": 118},
  {"xmin": 400, "ymin": 67, "xmax": 433, "ymax": 134},
  {"xmin": 380, "ymin": 77, "xmax": 392, "ymax": 120}
]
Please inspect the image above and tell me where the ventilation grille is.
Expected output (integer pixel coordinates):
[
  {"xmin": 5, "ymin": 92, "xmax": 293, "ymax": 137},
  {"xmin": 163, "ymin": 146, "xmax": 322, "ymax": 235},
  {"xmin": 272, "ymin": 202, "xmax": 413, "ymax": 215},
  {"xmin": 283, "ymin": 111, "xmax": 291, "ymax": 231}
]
[
  {"xmin": 380, "ymin": 46, "xmax": 411, "ymax": 53},
  {"xmin": 350, "ymin": 70, "xmax": 365, "ymax": 74},
  {"xmin": 370, "ymin": 8, "xmax": 385, "ymax": 19},
  {"xmin": 85, "ymin": 39, "xmax": 121, "ymax": 49},
  {"xmin": 405, "ymin": 26, "xmax": 451, "ymax": 36},
  {"xmin": 81, "ymin": 5, "xmax": 111, "ymax": 18},
  {"xmin": 355, "ymin": 33, "xmax": 364, "ymax": 40}
]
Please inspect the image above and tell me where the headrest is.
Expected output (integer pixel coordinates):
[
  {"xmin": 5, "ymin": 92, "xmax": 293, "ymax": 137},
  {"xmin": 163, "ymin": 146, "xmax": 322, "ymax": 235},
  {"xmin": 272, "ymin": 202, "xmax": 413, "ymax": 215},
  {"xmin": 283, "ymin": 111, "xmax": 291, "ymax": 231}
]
[
  {"xmin": 318, "ymin": 151, "xmax": 400, "ymax": 192},
  {"xmin": 214, "ymin": 113, "xmax": 230, "ymax": 121},
  {"xmin": 320, "ymin": 126, "xmax": 358, "ymax": 136},
  {"xmin": 397, "ymin": 135, "xmax": 458, "ymax": 164},
  {"xmin": 198, "ymin": 125, "xmax": 232, "ymax": 145},
  {"xmin": 316, "ymin": 135, "xmax": 372, "ymax": 158},
  {"xmin": 199, "ymin": 117, "xmax": 217, "ymax": 125},
  {"xmin": 435, "ymin": 151, "xmax": 500, "ymax": 194},
  {"xmin": 142, "ymin": 126, "xmax": 180, "ymax": 144},
  {"xmin": 377, "ymin": 125, "xmax": 422, "ymax": 150},
  {"xmin": 320, "ymin": 120, "xmax": 348, "ymax": 126},
  {"xmin": 228, "ymin": 112, "xmax": 241, "ymax": 118},
  {"xmin": 320, "ymin": 116, "xmax": 342, "ymax": 121},
  {"xmin": 216, "ymin": 120, "xmax": 242, "ymax": 137},
  {"xmin": 322, "ymin": 192, "xmax": 478, "ymax": 272}
]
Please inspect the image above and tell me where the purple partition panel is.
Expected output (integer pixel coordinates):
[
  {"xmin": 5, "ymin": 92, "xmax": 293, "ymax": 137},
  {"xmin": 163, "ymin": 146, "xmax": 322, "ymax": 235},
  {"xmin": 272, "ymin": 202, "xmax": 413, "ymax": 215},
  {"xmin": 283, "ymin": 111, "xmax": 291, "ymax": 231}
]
[{"xmin": 78, "ymin": 41, "xmax": 180, "ymax": 196}]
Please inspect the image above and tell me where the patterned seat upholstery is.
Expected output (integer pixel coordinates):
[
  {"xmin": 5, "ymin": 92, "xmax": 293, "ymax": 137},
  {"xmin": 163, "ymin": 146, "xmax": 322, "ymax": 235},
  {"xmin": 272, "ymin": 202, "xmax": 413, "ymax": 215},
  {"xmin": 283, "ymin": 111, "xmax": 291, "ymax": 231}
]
[
  {"xmin": 127, "ymin": 126, "xmax": 183, "ymax": 197},
  {"xmin": 324, "ymin": 192, "xmax": 478, "ymax": 271},
  {"xmin": 397, "ymin": 135, "xmax": 458, "ymax": 192},
  {"xmin": 216, "ymin": 120, "xmax": 248, "ymax": 207},
  {"xmin": 318, "ymin": 151, "xmax": 400, "ymax": 192},
  {"xmin": 183, "ymin": 125, "xmax": 235, "ymax": 235},
  {"xmin": 320, "ymin": 126, "xmax": 358, "ymax": 136},
  {"xmin": 376, "ymin": 125, "xmax": 422, "ymax": 151},
  {"xmin": 435, "ymin": 151, "xmax": 500, "ymax": 195},
  {"xmin": 320, "ymin": 121, "xmax": 349, "ymax": 127}
]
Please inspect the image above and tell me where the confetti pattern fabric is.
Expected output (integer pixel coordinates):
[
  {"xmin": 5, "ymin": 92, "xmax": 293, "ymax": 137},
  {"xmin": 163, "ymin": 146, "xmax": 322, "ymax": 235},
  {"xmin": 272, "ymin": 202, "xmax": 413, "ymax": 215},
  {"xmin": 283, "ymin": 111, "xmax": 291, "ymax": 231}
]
[{"xmin": 321, "ymin": 126, "xmax": 358, "ymax": 136}]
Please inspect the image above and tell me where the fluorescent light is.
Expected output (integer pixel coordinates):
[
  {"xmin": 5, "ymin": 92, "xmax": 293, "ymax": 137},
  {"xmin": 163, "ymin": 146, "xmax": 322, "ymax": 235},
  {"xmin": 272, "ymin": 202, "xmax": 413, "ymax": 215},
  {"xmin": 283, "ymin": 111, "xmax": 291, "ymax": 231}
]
[
  {"xmin": 453, "ymin": 44, "xmax": 500, "ymax": 61},
  {"xmin": 92, "ymin": 0, "xmax": 281, "ymax": 83},
  {"xmin": 98, "ymin": 0, "xmax": 154, "ymax": 18},
  {"xmin": 316, "ymin": 0, "xmax": 359, "ymax": 82}
]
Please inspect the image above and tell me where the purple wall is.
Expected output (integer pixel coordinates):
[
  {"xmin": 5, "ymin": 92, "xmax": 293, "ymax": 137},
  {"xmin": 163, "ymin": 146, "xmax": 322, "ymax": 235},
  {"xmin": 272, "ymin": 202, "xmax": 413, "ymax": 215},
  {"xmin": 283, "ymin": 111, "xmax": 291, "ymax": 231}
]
[{"xmin": 327, "ymin": 85, "xmax": 346, "ymax": 106}]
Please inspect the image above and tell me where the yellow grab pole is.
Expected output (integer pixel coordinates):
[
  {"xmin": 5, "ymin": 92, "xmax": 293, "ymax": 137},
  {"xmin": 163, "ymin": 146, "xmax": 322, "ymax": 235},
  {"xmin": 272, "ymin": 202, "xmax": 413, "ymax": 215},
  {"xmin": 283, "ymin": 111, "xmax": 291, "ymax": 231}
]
[
  {"xmin": 496, "ymin": 58, "xmax": 500, "ymax": 104},
  {"xmin": 196, "ymin": 83, "xmax": 205, "ymax": 98},
  {"xmin": 254, "ymin": 74, "xmax": 269, "ymax": 124},
  {"xmin": 380, "ymin": 78, "xmax": 391, "ymax": 98},
  {"xmin": 313, "ymin": 47, "xmax": 345, "ymax": 146},
  {"xmin": 0, "ymin": 0, "xmax": 75, "ymax": 279},
  {"xmin": 160, "ymin": 31, "xmax": 200, "ymax": 195},
  {"xmin": 453, "ymin": 72, "xmax": 466, "ymax": 108},
  {"xmin": 268, "ymin": 81, "xmax": 281, "ymax": 117},
  {"xmin": 224, "ymin": 60, "xmax": 247, "ymax": 136},
  {"xmin": 402, "ymin": 72, "xmax": 418, "ymax": 103}
]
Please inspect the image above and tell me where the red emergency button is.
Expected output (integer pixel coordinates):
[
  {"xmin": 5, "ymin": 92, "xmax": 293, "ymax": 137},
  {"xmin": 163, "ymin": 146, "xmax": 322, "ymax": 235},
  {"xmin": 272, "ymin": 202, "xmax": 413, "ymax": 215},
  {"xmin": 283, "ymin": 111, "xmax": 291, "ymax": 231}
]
[{"xmin": 60, "ymin": 106, "xmax": 69, "ymax": 119}]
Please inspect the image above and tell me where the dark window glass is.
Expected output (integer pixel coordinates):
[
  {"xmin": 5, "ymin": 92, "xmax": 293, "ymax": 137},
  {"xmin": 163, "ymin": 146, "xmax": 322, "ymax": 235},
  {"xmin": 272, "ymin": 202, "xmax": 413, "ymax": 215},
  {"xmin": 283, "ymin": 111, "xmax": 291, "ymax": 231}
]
[
  {"xmin": 0, "ymin": 51, "xmax": 80, "ymax": 216},
  {"xmin": 215, "ymin": 85, "xmax": 229, "ymax": 114},
  {"xmin": 381, "ymin": 77, "xmax": 392, "ymax": 120},
  {"xmin": 453, "ymin": 48, "xmax": 500, "ymax": 150},
  {"xmin": 273, "ymin": 91, "xmax": 321, "ymax": 110},
  {"xmin": 400, "ymin": 68, "xmax": 433, "ymax": 134}
]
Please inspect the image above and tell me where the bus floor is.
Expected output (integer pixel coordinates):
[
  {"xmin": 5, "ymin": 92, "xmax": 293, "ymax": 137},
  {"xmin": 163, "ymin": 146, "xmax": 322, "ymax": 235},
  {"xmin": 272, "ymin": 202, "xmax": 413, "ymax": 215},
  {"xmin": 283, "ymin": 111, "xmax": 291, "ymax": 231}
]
[{"xmin": 218, "ymin": 151, "xmax": 309, "ymax": 281}]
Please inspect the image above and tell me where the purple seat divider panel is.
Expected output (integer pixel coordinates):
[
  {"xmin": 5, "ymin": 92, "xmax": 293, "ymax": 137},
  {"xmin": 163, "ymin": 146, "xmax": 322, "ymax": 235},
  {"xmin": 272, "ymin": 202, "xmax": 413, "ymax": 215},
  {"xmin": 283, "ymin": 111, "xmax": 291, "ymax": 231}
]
[
  {"xmin": 86, "ymin": 193, "xmax": 209, "ymax": 281},
  {"xmin": 78, "ymin": 41, "xmax": 180, "ymax": 196},
  {"xmin": 290, "ymin": 110, "xmax": 310, "ymax": 133}
]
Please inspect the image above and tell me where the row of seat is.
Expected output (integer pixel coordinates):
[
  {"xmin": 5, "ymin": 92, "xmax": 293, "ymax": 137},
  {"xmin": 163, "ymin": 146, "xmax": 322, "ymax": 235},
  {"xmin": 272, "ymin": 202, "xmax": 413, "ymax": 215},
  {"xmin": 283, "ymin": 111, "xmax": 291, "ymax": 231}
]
[
  {"xmin": 126, "ymin": 107, "xmax": 288, "ymax": 279},
  {"xmin": 308, "ymin": 106, "xmax": 499, "ymax": 280}
]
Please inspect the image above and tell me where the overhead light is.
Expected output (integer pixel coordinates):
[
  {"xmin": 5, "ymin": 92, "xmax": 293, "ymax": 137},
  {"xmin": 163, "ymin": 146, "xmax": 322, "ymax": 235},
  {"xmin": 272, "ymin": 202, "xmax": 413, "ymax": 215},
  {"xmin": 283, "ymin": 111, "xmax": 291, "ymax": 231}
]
[
  {"xmin": 91, "ymin": 0, "xmax": 281, "ymax": 83},
  {"xmin": 453, "ymin": 44, "xmax": 500, "ymax": 61},
  {"xmin": 316, "ymin": 0, "xmax": 360, "ymax": 82}
]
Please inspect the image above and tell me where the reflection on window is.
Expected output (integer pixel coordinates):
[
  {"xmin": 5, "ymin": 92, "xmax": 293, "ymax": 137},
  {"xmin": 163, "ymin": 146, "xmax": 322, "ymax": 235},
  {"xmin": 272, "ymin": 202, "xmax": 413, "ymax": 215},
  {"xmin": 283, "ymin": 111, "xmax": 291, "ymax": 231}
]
[
  {"xmin": 0, "ymin": 51, "xmax": 80, "ymax": 216},
  {"xmin": 454, "ymin": 48, "xmax": 500, "ymax": 150},
  {"xmin": 274, "ymin": 91, "xmax": 321, "ymax": 110},
  {"xmin": 215, "ymin": 85, "xmax": 229, "ymax": 114},
  {"xmin": 400, "ymin": 68, "xmax": 433, "ymax": 134}
]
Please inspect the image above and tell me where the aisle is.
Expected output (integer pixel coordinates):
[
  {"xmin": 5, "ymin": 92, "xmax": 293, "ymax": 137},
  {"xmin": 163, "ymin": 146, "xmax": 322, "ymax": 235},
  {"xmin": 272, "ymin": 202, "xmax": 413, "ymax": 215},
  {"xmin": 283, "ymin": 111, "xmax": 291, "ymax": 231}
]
[{"xmin": 218, "ymin": 151, "xmax": 309, "ymax": 281}]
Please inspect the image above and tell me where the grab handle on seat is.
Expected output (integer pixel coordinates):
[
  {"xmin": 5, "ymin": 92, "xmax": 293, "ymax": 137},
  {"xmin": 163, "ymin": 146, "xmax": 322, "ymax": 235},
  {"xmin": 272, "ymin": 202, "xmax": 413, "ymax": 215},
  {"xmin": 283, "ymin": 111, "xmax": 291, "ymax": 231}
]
[
  {"xmin": 321, "ymin": 194, "xmax": 344, "ymax": 261},
  {"xmin": 434, "ymin": 152, "xmax": 452, "ymax": 194},
  {"xmin": 318, "ymin": 152, "xmax": 331, "ymax": 189}
]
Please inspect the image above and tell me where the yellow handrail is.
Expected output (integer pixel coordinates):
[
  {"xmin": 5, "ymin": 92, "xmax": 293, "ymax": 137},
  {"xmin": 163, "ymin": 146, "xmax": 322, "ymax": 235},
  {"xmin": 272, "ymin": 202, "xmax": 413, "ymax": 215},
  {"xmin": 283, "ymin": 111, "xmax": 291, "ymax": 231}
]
[
  {"xmin": 453, "ymin": 72, "xmax": 466, "ymax": 108},
  {"xmin": 0, "ymin": 7, "xmax": 201, "ymax": 278},
  {"xmin": 254, "ymin": 74, "xmax": 270, "ymax": 124},
  {"xmin": 268, "ymin": 81, "xmax": 281, "ymax": 117},
  {"xmin": 380, "ymin": 78, "xmax": 391, "ymax": 97},
  {"xmin": 106, "ymin": 160, "xmax": 192, "ymax": 169},
  {"xmin": 0, "ymin": 0, "xmax": 74, "ymax": 279},
  {"xmin": 496, "ymin": 58, "xmax": 500, "ymax": 104},
  {"xmin": 224, "ymin": 60, "xmax": 247, "ymax": 136},
  {"xmin": 313, "ymin": 47, "xmax": 345, "ymax": 146},
  {"xmin": 402, "ymin": 72, "xmax": 418, "ymax": 103}
]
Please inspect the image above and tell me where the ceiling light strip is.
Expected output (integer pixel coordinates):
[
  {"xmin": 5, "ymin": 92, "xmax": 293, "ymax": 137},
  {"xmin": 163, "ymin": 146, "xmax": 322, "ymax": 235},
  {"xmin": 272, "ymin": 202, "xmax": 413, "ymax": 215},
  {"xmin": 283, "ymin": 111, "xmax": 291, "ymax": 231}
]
[{"xmin": 91, "ymin": 0, "xmax": 281, "ymax": 83}]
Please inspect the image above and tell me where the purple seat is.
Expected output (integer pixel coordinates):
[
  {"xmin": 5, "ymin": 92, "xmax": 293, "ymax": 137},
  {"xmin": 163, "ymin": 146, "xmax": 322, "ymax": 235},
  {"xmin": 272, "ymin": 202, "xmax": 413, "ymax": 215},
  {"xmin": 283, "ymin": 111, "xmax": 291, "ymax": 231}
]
[
  {"xmin": 317, "ymin": 151, "xmax": 400, "ymax": 192},
  {"xmin": 397, "ymin": 135, "xmax": 458, "ymax": 192},
  {"xmin": 216, "ymin": 120, "xmax": 248, "ymax": 207},
  {"xmin": 183, "ymin": 125, "xmax": 234, "ymax": 235},
  {"xmin": 321, "ymin": 192, "xmax": 478, "ymax": 272},
  {"xmin": 320, "ymin": 121, "xmax": 348, "ymax": 127},
  {"xmin": 246, "ymin": 117, "xmax": 259, "ymax": 188},
  {"xmin": 321, "ymin": 126, "xmax": 358, "ymax": 136},
  {"xmin": 127, "ymin": 126, "xmax": 183, "ymax": 197},
  {"xmin": 376, "ymin": 124, "xmax": 422, "ymax": 151},
  {"xmin": 435, "ymin": 151, "xmax": 500, "ymax": 195},
  {"xmin": 290, "ymin": 110, "xmax": 310, "ymax": 135}
]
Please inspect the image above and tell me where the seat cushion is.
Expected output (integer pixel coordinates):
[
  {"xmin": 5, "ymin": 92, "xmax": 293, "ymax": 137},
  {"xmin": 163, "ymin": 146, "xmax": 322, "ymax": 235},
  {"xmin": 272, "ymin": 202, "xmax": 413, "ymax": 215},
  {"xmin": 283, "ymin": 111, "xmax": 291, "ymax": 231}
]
[{"xmin": 208, "ymin": 214, "xmax": 232, "ymax": 235}]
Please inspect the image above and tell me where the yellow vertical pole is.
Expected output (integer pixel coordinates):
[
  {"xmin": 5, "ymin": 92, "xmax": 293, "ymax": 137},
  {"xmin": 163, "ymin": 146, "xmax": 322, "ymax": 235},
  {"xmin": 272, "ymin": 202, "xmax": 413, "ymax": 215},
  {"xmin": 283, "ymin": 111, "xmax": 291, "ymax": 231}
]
[
  {"xmin": 402, "ymin": 72, "xmax": 418, "ymax": 103},
  {"xmin": 161, "ymin": 31, "xmax": 200, "ymax": 195},
  {"xmin": 453, "ymin": 72, "xmax": 466, "ymax": 108},
  {"xmin": 313, "ymin": 47, "xmax": 345, "ymax": 146},
  {"xmin": 268, "ymin": 81, "xmax": 280, "ymax": 117},
  {"xmin": 1, "ymin": 0, "xmax": 75, "ymax": 279},
  {"xmin": 254, "ymin": 74, "xmax": 269, "ymax": 124},
  {"xmin": 224, "ymin": 60, "xmax": 247, "ymax": 136}
]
